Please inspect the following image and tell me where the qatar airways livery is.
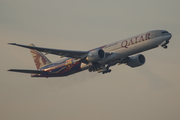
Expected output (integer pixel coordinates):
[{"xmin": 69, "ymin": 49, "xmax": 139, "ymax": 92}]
[{"xmin": 8, "ymin": 30, "xmax": 172, "ymax": 77}]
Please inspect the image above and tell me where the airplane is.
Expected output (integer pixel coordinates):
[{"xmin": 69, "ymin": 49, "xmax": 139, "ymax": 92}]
[{"xmin": 8, "ymin": 30, "xmax": 172, "ymax": 77}]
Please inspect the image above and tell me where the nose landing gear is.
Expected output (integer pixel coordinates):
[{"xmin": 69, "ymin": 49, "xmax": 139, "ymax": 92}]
[
  {"xmin": 161, "ymin": 40, "xmax": 169, "ymax": 49},
  {"xmin": 162, "ymin": 45, "xmax": 168, "ymax": 49}
]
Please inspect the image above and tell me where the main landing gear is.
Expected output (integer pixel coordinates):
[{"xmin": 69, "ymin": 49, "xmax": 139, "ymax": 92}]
[
  {"xmin": 161, "ymin": 40, "xmax": 169, "ymax": 49},
  {"xmin": 88, "ymin": 64, "xmax": 112, "ymax": 74},
  {"xmin": 88, "ymin": 64, "xmax": 101, "ymax": 72},
  {"xmin": 102, "ymin": 69, "xmax": 111, "ymax": 74},
  {"xmin": 102, "ymin": 66, "xmax": 111, "ymax": 74}
]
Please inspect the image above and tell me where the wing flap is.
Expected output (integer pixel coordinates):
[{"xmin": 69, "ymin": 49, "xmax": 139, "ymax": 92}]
[{"xmin": 8, "ymin": 69, "xmax": 44, "ymax": 74}]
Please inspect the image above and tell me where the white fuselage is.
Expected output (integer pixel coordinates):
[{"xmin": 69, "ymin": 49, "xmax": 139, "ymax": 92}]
[{"xmin": 81, "ymin": 30, "xmax": 172, "ymax": 70}]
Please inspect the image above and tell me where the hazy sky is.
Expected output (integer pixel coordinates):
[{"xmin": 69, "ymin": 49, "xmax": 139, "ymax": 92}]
[{"xmin": 1, "ymin": 0, "xmax": 180, "ymax": 120}]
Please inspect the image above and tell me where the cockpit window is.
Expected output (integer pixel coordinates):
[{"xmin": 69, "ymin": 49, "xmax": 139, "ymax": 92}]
[{"xmin": 162, "ymin": 31, "xmax": 168, "ymax": 34}]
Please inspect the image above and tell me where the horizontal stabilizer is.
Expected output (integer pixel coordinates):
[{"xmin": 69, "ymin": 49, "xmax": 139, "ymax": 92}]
[{"xmin": 8, "ymin": 69, "xmax": 44, "ymax": 74}]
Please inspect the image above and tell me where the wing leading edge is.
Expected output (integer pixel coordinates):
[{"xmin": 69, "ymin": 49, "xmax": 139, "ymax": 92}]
[{"xmin": 8, "ymin": 43, "xmax": 88, "ymax": 59}]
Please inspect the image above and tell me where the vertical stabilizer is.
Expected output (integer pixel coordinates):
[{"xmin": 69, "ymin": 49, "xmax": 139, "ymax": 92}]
[{"xmin": 29, "ymin": 44, "xmax": 52, "ymax": 69}]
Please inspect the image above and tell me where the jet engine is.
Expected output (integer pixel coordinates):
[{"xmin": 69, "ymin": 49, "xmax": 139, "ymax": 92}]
[
  {"xmin": 127, "ymin": 54, "xmax": 145, "ymax": 67},
  {"xmin": 86, "ymin": 49, "xmax": 105, "ymax": 62}
]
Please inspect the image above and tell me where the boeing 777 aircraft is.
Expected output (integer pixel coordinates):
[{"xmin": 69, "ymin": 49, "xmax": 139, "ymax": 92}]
[{"xmin": 8, "ymin": 30, "xmax": 172, "ymax": 77}]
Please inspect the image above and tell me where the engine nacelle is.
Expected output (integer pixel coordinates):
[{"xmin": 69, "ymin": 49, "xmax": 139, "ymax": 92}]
[
  {"xmin": 127, "ymin": 54, "xmax": 145, "ymax": 68},
  {"xmin": 86, "ymin": 49, "xmax": 105, "ymax": 62}
]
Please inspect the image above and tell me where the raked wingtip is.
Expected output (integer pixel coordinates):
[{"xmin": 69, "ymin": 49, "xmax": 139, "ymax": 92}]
[{"xmin": 8, "ymin": 43, "xmax": 17, "ymax": 45}]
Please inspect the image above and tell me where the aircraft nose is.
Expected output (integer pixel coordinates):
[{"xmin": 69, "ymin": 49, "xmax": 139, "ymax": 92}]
[{"xmin": 168, "ymin": 33, "xmax": 172, "ymax": 40}]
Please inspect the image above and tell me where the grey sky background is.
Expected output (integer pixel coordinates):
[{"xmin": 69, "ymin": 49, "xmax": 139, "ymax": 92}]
[{"xmin": 1, "ymin": 0, "xmax": 180, "ymax": 120}]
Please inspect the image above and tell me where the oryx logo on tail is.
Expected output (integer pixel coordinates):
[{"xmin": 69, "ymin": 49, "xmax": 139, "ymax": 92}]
[{"xmin": 29, "ymin": 44, "xmax": 51, "ymax": 69}]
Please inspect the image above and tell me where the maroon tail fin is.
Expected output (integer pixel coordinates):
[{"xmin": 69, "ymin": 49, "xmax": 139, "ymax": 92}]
[{"xmin": 29, "ymin": 44, "xmax": 52, "ymax": 69}]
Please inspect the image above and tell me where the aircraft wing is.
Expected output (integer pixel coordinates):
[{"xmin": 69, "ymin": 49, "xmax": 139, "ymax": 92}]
[
  {"xmin": 8, "ymin": 43, "xmax": 88, "ymax": 59},
  {"xmin": 8, "ymin": 69, "xmax": 44, "ymax": 74}
]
